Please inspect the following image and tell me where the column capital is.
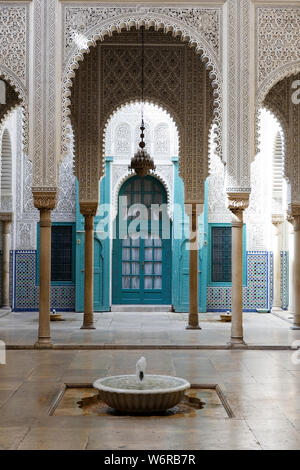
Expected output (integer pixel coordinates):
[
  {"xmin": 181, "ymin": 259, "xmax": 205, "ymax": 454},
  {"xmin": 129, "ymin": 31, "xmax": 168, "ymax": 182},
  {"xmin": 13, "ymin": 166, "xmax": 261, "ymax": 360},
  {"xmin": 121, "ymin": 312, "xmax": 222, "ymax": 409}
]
[
  {"xmin": 286, "ymin": 210, "xmax": 294, "ymax": 225},
  {"xmin": 0, "ymin": 212, "xmax": 13, "ymax": 222},
  {"xmin": 80, "ymin": 201, "xmax": 98, "ymax": 217},
  {"xmin": 272, "ymin": 214, "xmax": 284, "ymax": 226},
  {"xmin": 289, "ymin": 204, "xmax": 300, "ymax": 218},
  {"xmin": 32, "ymin": 189, "xmax": 58, "ymax": 211},
  {"xmin": 227, "ymin": 192, "xmax": 250, "ymax": 214}
]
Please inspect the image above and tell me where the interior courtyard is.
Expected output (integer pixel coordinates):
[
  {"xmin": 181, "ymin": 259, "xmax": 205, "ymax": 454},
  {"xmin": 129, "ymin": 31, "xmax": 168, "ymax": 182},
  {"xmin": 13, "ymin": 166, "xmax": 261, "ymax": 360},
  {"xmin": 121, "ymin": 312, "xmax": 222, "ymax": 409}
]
[{"xmin": 1, "ymin": 0, "xmax": 300, "ymax": 451}]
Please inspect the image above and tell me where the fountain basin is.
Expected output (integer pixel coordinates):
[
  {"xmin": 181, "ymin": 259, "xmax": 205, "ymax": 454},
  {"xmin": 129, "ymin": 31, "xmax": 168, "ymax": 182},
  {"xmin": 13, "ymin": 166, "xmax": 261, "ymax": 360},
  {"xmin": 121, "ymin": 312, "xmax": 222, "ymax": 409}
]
[{"xmin": 93, "ymin": 375, "xmax": 190, "ymax": 412}]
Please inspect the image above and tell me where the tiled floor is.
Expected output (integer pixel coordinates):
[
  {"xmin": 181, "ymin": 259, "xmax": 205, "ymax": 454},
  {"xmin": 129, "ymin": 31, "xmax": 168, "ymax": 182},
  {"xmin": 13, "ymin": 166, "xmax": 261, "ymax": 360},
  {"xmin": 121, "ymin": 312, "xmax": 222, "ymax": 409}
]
[
  {"xmin": 1, "ymin": 349, "xmax": 300, "ymax": 449},
  {"xmin": 0, "ymin": 311, "xmax": 300, "ymax": 347},
  {"xmin": 1, "ymin": 312, "xmax": 300, "ymax": 449}
]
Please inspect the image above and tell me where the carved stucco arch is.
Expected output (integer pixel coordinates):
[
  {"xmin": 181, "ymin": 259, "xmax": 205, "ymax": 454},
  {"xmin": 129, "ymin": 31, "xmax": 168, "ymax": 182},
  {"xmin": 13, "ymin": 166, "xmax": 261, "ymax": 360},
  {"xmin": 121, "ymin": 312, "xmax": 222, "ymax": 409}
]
[
  {"xmin": 255, "ymin": 60, "xmax": 300, "ymax": 156},
  {"xmin": 262, "ymin": 69, "xmax": 300, "ymax": 201},
  {"xmin": 62, "ymin": 12, "xmax": 222, "ymax": 158},
  {"xmin": 70, "ymin": 27, "xmax": 216, "ymax": 207},
  {"xmin": 258, "ymin": 61, "xmax": 300, "ymax": 107},
  {"xmin": 0, "ymin": 67, "xmax": 28, "ymax": 155}
]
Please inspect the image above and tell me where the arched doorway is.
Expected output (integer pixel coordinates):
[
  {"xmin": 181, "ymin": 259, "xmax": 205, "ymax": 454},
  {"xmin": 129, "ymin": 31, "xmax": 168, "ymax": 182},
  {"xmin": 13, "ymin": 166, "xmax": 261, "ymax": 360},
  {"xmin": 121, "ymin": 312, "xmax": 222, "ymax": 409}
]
[{"xmin": 112, "ymin": 175, "xmax": 172, "ymax": 305}]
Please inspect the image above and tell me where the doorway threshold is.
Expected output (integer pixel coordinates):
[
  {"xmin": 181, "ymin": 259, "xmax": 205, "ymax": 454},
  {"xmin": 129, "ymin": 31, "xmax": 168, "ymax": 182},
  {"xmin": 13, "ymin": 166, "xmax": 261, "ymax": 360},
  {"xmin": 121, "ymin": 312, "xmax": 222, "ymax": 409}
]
[{"xmin": 111, "ymin": 305, "xmax": 172, "ymax": 312}]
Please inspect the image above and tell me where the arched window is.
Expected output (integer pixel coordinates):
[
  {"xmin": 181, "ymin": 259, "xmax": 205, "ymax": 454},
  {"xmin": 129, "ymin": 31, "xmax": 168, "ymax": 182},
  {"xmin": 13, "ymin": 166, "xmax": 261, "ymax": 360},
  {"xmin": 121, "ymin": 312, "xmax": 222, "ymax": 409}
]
[
  {"xmin": 154, "ymin": 123, "xmax": 169, "ymax": 155},
  {"xmin": 115, "ymin": 123, "xmax": 131, "ymax": 155},
  {"xmin": 1, "ymin": 129, "xmax": 12, "ymax": 196},
  {"xmin": 272, "ymin": 131, "xmax": 284, "ymax": 206}
]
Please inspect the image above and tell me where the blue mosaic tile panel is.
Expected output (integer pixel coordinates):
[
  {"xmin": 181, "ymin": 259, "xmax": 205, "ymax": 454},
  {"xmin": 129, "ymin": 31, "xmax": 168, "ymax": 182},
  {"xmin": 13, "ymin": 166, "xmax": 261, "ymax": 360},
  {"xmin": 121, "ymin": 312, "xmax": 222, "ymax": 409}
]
[
  {"xmin": 207, "ymin": 251, "xmax": 271, "ymax": 311},
  {"xmin": 281, "ymin": 251, "xmax": 288, "ymax": 310},
  {"xmin": 13, "ymin": 251, "xmax": 75, "ymax": 311}
]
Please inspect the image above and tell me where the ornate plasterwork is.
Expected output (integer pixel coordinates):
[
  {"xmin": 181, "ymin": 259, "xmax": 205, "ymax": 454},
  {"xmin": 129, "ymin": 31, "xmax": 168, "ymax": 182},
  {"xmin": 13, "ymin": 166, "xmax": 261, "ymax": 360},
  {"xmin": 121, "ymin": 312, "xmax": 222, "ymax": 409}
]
[
  {"xmin": 0, "ymin": 4, "xmax": 29, "ymax": 154},
  {"xmin": 71, "ymin": 30, "xmax": 215, "ymax": 206},
  {"xmin": 64, "ymin": 6, "xmax": 220, "ymax": 59},
  {"xmin": 52, "ymin": 154, "xmax": 76, "ymax": 222},
  {"xmin": 31, "ymin": 0, "xmax": 59, "ymax": 194},
  {"xmin": 0, "ymin": 5, "xmax": 27, "ymax": 87},
  {"xmin": 225, "ymin": 0, "xmax": 253, "ymax": 193},
  {"xmin": 257, "ymin": 7, "xmax": 300, "ymax": 104},
  {"xmin": 208, "ymin": 152, "xmax": 231, "ymax": 224},
  {"xmin": 227, "ymin": 192, "xmax": 250, "ymax": 214},
  {"xmin": 62, "ymin": 5, "xmax": 222, "ymax": 159}
]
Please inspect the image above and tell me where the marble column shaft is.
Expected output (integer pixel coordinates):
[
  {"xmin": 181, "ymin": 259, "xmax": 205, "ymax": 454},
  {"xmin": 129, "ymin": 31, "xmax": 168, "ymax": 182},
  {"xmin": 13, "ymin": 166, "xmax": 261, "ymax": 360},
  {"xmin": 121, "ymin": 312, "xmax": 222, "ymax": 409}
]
[
  {"xmin": 37, "ymin": 208, "xmax": 52, "ymax": 345},
  {"xmin": 81, "ymin": 210, "xmax": 96, "ymax": 330}
]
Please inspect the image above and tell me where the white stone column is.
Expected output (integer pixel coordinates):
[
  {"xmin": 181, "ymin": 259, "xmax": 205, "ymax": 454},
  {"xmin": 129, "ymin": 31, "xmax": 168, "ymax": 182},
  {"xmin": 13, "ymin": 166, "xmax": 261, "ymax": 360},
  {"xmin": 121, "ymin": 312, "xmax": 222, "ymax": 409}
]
[
  {"xmin": 228, "ymin": 193, "xmax": 249, "ymax": 346},
  {"xmin": 287, "ymin": 214, "xmax": 295, "ymax": 316},
  {"xmin": 271, "ymin": 216, "xmax": 283, "ymax": 313},
  {"xmin": 0, "ymin": 214, "xmax": 13, "ymax": 311}
]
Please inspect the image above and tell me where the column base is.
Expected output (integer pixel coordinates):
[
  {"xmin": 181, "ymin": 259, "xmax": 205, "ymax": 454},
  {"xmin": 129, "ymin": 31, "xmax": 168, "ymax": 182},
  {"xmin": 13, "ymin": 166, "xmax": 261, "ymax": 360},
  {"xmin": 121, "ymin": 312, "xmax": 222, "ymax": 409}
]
[
  {"xmin": 1, "ymin": 306, "xmax": 11, "ymax": 312},
  {"xmin": 34, "ymin": 339, "xmax": 53, "ymax": 349},
  {"xmin": 186, "ymin": 324, "xmax": 202, "ymax": 330},
  {"xmin": 80, "ymin": 323, "xmax": 96, "ymax": 330},
  {"xmin": 228, "ymin": 338, "xmax": 248, "ymax": 349},
  {"xmin": 271, "ymin": 306, "xmax": 283, "ymax": 313}
]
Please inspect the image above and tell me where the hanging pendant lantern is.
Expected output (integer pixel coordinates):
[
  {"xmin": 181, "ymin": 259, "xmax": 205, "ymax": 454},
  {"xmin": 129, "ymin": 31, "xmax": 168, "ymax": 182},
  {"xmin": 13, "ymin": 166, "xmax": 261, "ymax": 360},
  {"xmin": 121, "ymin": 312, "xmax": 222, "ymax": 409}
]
[
  {"xmin": 129, "ymin": 119, "xmax": 155, "ymax": 177},
  {"xmin": 129, "ymin": 27, "xmax": 155, "ymax": 177}
]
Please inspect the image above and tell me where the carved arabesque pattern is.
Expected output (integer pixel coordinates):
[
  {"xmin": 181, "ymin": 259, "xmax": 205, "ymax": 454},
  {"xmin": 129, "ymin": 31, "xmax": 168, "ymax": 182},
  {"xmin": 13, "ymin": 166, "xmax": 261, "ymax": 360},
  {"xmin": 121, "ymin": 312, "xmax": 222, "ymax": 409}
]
[
  {"xmin": 256, "ymin": 7, "xmax": 300, "ymax": 156},
  {"xmin": 0, "ymin": 4, "xmax": 29, "ymax": 156},
  {"xmin": 115, "ymin": 123, "xmax": 131, "ymax": 155},
  {"xmin": 154, "ymin": 124, "xmax": 169, "ymax": 155},
  {"xmin": 225, "ymin": 0, "xmax": 252, "ymax": 192},
  {"xmin": 31, "ymin": 0, "xmax": 59, "ymax": 195},
  {"xmin": 62, "ymin": 6, "xmax": 222, "ymax": 159},
  {"xmin": 257, "ymin": 7, "xmax": 300, "ymax": 101}
]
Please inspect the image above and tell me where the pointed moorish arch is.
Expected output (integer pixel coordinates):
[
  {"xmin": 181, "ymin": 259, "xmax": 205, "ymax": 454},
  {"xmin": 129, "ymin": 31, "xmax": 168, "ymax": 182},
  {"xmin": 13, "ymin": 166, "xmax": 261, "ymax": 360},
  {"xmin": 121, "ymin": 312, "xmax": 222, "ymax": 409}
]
[
  {"xmin": 62, "ymin": 13, "xmax": 222, "ymax": 159},
  {"xmin": 69, "ymin": 27, "xmax": 217, "ymax": 209},
  {"xmin": 262, "ymin": 70, "xmax": 300, "ymax": 201}
]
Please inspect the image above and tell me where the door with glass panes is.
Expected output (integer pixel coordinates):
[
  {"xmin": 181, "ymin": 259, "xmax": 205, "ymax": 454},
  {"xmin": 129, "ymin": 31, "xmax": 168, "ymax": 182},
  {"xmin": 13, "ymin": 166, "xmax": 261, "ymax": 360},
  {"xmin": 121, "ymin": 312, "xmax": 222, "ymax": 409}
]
[{"xmin": 112, "ymin": 176, "xmax": 172, "ymax": 304}]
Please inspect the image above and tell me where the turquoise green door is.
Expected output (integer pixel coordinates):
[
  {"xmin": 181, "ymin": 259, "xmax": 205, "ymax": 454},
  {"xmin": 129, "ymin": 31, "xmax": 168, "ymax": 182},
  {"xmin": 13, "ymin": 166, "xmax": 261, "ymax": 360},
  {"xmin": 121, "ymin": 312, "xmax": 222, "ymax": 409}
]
[{"xmin": 112, "ymin": 176, "xmax": 172, "ymax": 305}]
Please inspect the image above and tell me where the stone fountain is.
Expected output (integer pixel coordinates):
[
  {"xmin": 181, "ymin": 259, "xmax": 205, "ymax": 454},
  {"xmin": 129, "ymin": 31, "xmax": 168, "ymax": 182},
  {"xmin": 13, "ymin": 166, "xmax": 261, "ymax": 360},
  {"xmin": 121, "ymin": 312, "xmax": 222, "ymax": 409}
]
[{"xmin": 93, "ymin": 357, "xmax": 190, "ymax": 413}]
